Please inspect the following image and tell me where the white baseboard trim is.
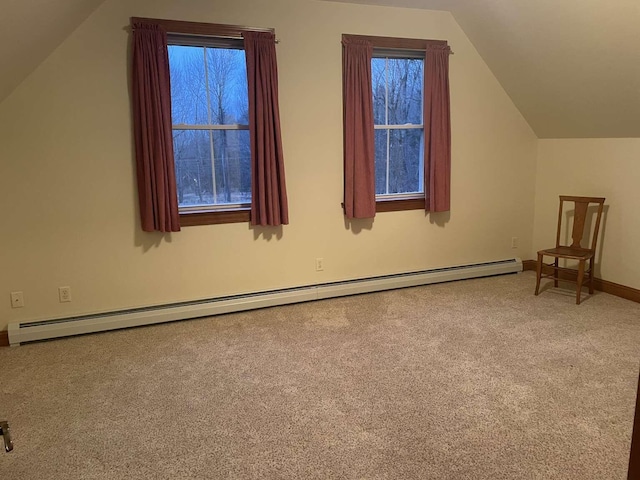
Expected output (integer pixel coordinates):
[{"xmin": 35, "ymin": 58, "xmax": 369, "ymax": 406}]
[{"xmin": 8, "ymin": 258, "xmax": 522, "ymax": 346}]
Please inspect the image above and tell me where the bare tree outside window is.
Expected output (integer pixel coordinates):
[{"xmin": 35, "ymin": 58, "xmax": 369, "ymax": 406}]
[
  {"xmin": 168, "ymin": 44, "xmax": 251, "ymax": 209},
  {"xmin": 372, "ymin": 56, "xmax": 424, "ymax": 197}
]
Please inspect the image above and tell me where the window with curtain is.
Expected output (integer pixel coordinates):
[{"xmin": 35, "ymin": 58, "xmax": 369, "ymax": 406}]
[
  {"xmin": 342, "ymin": 34, "xmax": 451, "ymax": 218},
  {"xmin": 168, "ymin": 38, "xmax": 251, "ymax": 213},
  {"xmin": 131, "ymin": 18, "xmax": 288, "ymax": 229}
]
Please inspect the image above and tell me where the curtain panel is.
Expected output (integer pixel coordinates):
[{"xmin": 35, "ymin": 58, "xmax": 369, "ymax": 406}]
[
  {"xmin": 131, "ymin": 22, "xmax": 180, "ymax": 232},
  {"xmin": 243, "ymin": 32, "xmax": 289, "ymax": 226},
  {"xmin": 342, "ymin": 38, "xmax": 376, "ymax": 219},
  {"xmin": 424, "ymin": 45, "xmax": 452, "ymax": 212}
]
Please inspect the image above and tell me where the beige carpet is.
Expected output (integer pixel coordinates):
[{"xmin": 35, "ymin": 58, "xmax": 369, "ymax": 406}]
[{"xmin": 1, "ymin": 271, "xmax": 639, "ymax": 479}]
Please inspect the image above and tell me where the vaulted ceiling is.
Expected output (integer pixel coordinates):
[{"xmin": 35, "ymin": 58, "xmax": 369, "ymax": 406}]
[
  {"xmin": 0, "ymin": 0, "xmax": 106, "ymax": 107},
  {"xmin": 1, "ymin": 0, "xmax": 638, "ymax": 138},
  {"xmin": 326, "ymin": 0, "xmax": 640, "ymax": 138}
]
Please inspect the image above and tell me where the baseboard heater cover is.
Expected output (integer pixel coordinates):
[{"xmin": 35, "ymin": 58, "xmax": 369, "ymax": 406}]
[{"xmin": 8, "ymin": 258, "xmax": 522, "ymax": 346}]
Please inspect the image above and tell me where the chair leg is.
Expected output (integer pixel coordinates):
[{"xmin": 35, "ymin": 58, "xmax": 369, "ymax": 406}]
[
  {"xmin": 554, "ymin": 258, "xmax": 559, "ymax": 287},
  {"xmin": 576, "ymin": 260, "xmax": 585, "ymax": 305},
  {"xmin": 588, "ymin": 258, "xmax": 595, "ymax": 294},
  {"xmin": 535, "ymin": 253, "xmax": 542, "ymax": 296}
]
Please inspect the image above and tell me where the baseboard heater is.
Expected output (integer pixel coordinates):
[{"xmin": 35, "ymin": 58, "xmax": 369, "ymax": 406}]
[{"xmin": 7, "ymin": 258, "xmax": 522, "ymax": 346}]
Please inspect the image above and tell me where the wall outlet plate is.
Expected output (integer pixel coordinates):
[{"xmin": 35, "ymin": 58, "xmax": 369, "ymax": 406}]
[
  {"xmin": 59, "ymin": 286, "xmax": 72, "ymax": 303},
  {"xmin": 10, "ymin": 291, "xmax": 24, "ymax": 308}
]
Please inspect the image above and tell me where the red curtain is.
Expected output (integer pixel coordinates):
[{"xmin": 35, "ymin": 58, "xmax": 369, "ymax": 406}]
[
  {"xmin": 424, "ymin": 45, "xmax": 452, "ymax": 212},
  {"xmin": 131, "ymin": 22, "xmax": 180, "ymax": 232},
  {"xmin": 243, "ymin": 32, "xmax": 289, "ymax": 226},
  {"xmin": 342, "ymin": 38, "xmax": 376, "ymax": 219}
]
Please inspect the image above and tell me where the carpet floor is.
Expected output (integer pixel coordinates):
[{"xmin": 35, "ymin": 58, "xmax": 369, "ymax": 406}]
[{"xmin": 1, "ymin": 271, "xmax": 639, "ymax": 479}]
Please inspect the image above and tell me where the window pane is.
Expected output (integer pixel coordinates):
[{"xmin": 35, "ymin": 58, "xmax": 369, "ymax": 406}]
[
  {"xmin": 211, "ymin": 130, "xmax": 251, "ymax": 204},
  {"xmin": 387, "ymin": 58, "xmax": 423, "ymax": 125},
  {"xmin": 168, "ymin": 45, "xmax": 248, "ymax": 126},
  {"xmin": 371, "ymin": 57, "xmax": 423, "ymax": 126},
  {"xmin": 168, "ymin": 46, "xmax": 208, "ymax": 125},
  {"xmin": 372, "ymin": 58, "xmax": 386, "ymax": 125},
  {"xmin": 173, "ymin": 130, "xmax": 214, "ymax": 207},
  {"xmin": 206, "ymin": 48, "xmax": 248, "ymax": 125},
  {"xmin": 374, "ymin": 129, "xmax": 388, "ymax": 195},
  {"xmin": 173, "ymin": 129, "xmax": 251, "ymax": 208},
  {"xmin": 375, "ymin": 128, "xmax": 423, "ymax": 195}
]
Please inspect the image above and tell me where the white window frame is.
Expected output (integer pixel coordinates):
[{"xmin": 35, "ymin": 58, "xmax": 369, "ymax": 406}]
[
  {"xmin": 372, "ymin": 50, "xmax": 425, "ymax": 201},
  {"xmin": 168, "ymin": 35, "xmax": 251, "ymax": 214}
]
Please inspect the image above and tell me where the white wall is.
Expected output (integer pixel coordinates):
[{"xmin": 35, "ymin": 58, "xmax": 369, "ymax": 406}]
[
  {"xmin": 0, "ymin": 0, "xmax": 537, "ymax": 331},
  {"xmin": 533, "ymin": 139, "xmax": 640, "ymax": 289}
]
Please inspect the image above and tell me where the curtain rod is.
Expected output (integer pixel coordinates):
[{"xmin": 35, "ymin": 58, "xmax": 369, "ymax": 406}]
[
  {"xmin": 126, "ymin": 26, "xmax": 281, "ymax": 43},
  {"xmin": 167, "ymin": 31, "xmax": 280, "ymax": 43},
  {"xmin": 128, "ymin": 18, "xmax": 279, "ymax": 42},
  {"xmin": 376, "ymin": 46, "xmax": 454, "ymax": 55}
]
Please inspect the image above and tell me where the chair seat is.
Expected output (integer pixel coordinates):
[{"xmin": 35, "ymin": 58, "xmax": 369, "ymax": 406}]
[{"xmin": 538, "ymin": 246, "xmax": 594, "ymax": 260}]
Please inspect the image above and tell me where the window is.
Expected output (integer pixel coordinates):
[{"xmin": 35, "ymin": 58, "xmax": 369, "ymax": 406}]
[
  {"xmin": 166, "ymin": 34, "xmax": 252, "ymax": 225},
  {"xmin": 168, "ymin": 39, "xmax": 251, "ymax": 214},
  {"xmin": 131, "ymin": 17, "xmax": 287, "ymax": 230},
  {"xmin": 372, "ymin": 54, "xmax": 424, "ymax": 199},
  {"xmin": 342, "ymin": 34, "xmax": 451, "ymax": 217}
]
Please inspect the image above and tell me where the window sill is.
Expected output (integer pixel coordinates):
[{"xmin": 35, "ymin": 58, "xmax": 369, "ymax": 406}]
[
  {"xmin": 376, "ymin": 197, "xmax": 425, "ymax": 212},
  {"xmin": 179, "ymin": 208, "xmax": 250, "ymax": 226}
]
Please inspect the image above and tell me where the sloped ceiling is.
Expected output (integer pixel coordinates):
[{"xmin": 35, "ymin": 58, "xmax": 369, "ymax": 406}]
[
  {"xmin": 1, "ymin": 0, "xmax": 638, "ymax": 138},
  {"xmin": 0, "ymin": 0, "xmax": 106, "ymax": 105},
  {"xmin": 326, "ymin": 0, "xmax": 640, "ymax": 138}
]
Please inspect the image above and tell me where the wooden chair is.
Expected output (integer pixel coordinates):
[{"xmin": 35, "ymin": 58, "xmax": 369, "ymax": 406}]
[{"xmin": 534, "ymin": 196, "xmax": 605, "ymax": 304}]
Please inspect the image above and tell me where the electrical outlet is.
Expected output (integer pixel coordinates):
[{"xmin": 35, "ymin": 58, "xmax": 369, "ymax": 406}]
[
  {"xmin": 10, "ymin": 291, "xmax": 24, "ymax": 308},
  {"xmin": 58, "ymin": 286, "xmax": 72, "ymax": 303},
  {"xmin": 511, "ymin": 237, "xmax": 519, "ymax": 249},
  {"xmin": 315, "ymin": 258, "xmax": 324, "ymax": 272}
]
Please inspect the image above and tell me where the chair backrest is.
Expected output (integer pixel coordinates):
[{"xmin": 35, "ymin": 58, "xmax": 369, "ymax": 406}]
[{"xmin": 555, "ymin": 196, "xmax": 606, "ymax": 252}]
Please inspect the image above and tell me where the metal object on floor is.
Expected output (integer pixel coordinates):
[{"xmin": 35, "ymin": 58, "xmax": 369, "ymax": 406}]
[{"xmin": 0, "ymin": 421, "xmax": 13, "ymax": 452}]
